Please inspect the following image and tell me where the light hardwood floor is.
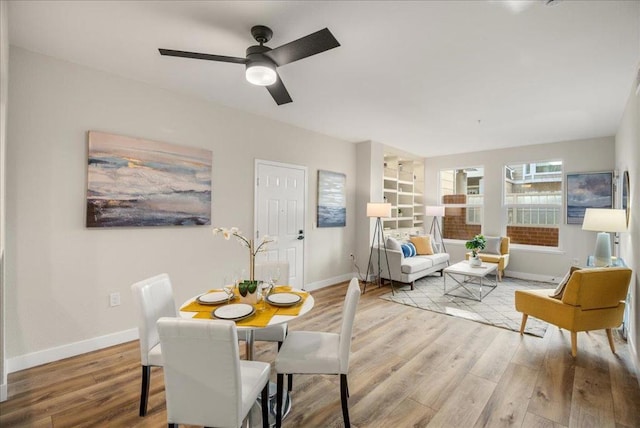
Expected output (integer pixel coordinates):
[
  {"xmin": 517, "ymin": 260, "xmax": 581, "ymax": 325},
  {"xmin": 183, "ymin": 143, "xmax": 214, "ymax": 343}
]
[{"xmin": 2, "ymin": 280, "xmax": 639, "ymax": 427}]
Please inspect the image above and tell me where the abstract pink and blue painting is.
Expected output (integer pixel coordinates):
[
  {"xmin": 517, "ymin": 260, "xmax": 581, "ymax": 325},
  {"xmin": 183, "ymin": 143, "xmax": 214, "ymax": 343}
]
[{"xmin": 87, "ymin": 131, "xmax": 212, "ymax": 227}]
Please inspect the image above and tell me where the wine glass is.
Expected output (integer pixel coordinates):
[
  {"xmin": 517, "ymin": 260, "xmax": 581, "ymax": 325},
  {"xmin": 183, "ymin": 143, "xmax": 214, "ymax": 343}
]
[
  {"xmin": 269, "ymin": 267, "xmax": 281, "ymax": 288},
  {"xmin": 258, "ymin": 281, "xmax": 272, "ymax": 311},
  {"xmin": 222, "ymin": 276, "xmax": 234, "ymax": 304}
]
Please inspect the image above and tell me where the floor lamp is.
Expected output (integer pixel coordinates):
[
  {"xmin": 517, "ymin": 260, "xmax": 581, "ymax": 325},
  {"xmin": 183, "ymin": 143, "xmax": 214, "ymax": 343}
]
[
  {"xmin": 426, "ymin": 205, "xmax": 447, "ymax": 255},
  {"xmin": 364, "ymin": 202, "xmax": 393, "ymax": 294},
  {"xmin": 582, "ymin": 208, "xmax": 627, "ymax": 266}
]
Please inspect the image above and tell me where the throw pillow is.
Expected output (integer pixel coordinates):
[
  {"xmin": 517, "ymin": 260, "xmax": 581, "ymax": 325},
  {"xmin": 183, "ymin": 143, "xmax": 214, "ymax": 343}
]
[
  {"xmin": 401, "ymin": 242, "xmax": 416, "ymax": 257},
  {"xmin": 408, "ymin": 242, "xmax": 416, "ymax": 256},
  {"xmin": 481, "ymin": 236, "xmax": 502, "ymax": 255},
  {"xmin": 385, "ymin": 236, "xmax": 402, "ymax": 251},
  {"xmin": 550, "ymin": 266, "xmax": 581, "ymax": 299},
  {"xmin": 410, "ymin": 235, "xmax": 434, "ymax": 255}
]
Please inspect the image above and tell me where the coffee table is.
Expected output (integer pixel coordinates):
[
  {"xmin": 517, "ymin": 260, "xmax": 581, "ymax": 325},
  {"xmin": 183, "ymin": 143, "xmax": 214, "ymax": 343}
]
[{"xmin": 443, "ymin": 260, "xmax": 498, "ymax": 301}]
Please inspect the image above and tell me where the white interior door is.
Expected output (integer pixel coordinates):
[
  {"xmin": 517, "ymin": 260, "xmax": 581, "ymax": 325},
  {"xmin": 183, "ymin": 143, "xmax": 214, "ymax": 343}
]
[{"xmin": 255, "ymin": 160, "xmax": 306, "ymax": 289}]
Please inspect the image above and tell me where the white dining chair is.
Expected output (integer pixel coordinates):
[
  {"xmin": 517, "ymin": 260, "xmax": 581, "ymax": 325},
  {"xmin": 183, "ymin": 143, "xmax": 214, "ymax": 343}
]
[
  {"xmin": 131, "ymin": 273, "xmax": 177, "ymax": 417},
  {"xmin": 158, "ymin": 317, "xmax": 270, "ymax": 428},
  {"xmin": 274, "ymin": 277, "xmax": 361, "ymax": 428}
]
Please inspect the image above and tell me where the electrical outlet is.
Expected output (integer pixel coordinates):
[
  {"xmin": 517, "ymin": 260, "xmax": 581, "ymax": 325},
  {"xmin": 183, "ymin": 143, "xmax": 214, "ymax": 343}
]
[
  {"xmin": 572, "ymin": 258, "xmax": 579, "ymax": 266},
  {"xmin": 109, "ymin": 292, "xmax": 121, "ymax": 307}
]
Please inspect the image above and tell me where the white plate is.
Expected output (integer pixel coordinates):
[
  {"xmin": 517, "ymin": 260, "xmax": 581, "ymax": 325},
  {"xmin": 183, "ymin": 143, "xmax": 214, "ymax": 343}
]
[
  {"xmin": 266, "ymin": 292, "xmax": 302, "ymax": 307},
  {"xmin": 197, "ymin": 291, "xmax": 231, "ymax": 305},
  {"xmin": 213, "ymin": 303, "xmax": 255, "ymax": 320}
]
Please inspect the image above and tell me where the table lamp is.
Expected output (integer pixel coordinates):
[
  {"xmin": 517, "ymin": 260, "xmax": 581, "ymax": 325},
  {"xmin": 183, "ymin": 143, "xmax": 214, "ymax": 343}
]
[
  {"xmin": 581, "ymin": 208, "xmax": 627, "ymax": 267},
  {"xmin": 364, "ymin": 202, "xmax": 394, "ymax": 294}
]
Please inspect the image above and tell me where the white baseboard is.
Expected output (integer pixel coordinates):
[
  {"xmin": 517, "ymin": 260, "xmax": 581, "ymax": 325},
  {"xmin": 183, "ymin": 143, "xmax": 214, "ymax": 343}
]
[
  {"xmin": 0, "ymin": 382, "xmax": 6, "ymax": 402},
  {"xmin": 7, "ymin": 328, "xmax": 138, "ymax": 374},
  {"xmin": 304, "ymin": 272, "xmax": 357, "ymax": 291},
  {"xmin": 504, "ymin": 270, "xmax": 556, "ymax": 283}
]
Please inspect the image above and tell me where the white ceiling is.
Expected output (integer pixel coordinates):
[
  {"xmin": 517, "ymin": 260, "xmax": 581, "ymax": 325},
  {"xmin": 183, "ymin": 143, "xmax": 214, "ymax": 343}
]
[{"xmin": 7, "ymin": 0, "xmax": 640, "ymax": 157}]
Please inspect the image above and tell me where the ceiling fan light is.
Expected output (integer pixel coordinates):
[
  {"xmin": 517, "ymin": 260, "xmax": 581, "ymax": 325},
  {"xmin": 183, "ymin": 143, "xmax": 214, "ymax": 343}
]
[{"xmin": 245, "ymin": 63, "xmax": 277, "ymax": 86}]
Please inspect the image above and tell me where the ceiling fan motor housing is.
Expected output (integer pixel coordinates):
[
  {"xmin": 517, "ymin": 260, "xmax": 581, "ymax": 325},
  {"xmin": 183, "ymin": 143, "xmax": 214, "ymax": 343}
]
[
  {"xmin": 245, "ymin": 45, "xmax": 276, "ymax": 72},
  {"xmin": 245, "ymin": 45, "xmax": 277, "ymax": 86}
]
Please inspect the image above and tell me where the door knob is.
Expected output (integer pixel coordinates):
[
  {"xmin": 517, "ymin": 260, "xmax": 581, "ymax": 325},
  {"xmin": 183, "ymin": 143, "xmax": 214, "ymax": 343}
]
[{"xmin": 297, "ymin": 230, "xmax": 305, "ymax": 240}]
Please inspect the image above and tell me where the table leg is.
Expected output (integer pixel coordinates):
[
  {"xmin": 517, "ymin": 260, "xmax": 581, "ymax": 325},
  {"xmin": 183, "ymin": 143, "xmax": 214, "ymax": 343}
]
[
  {"xmin": 245, "ymin": 329, "xmax": 291, "ymax": 427},
  {"xmin": 245, "ymin": 329, "xmax": 254, "ymax": 361}
]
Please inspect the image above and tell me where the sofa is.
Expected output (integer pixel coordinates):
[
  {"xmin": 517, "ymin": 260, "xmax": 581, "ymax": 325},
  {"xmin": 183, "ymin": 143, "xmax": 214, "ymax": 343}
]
[
  {"xmin": 371, "ymin": 236, "xmax": 450, "ymax": 290},
  {"xmin": 465, "ymin": 236, "xmax": 510, "ymax": 281}
]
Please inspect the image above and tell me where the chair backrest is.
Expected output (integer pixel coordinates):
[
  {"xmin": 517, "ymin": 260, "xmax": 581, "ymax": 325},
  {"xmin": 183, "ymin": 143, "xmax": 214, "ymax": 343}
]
[
  {"xmin": 338, "ymin": 277, "xmax": 361, "ymax": 373},
  {"xmin": 254, "ymin": 260, "xmax": 290, "ymax": 285},
  {"xmin": 561, "ymin": 267, "xmax": 632, "ymax": 310},
  {"xmin": 131, "ymin": 273, "xmax": 177, "ymax": 365},
  {"xmin": 158, "ymin": 317, "xmax": 243, "ymax": 427}
]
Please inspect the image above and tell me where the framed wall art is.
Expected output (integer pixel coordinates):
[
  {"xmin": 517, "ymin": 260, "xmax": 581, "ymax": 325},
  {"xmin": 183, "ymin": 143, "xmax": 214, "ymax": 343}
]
[
  {"xmin": 565, "ymin": 171, "xmax": 613, "ymax": 225},
  {"xmin": 622, "ymin": 170, "xmax": 630, "ymax": 226},
  {"xmin": 86, "ymin": 131, "xmax": 212, "ymax": 227},
  {"xmin": 317, "ymin": 170, "xmax": 346, "ymax": 227}
]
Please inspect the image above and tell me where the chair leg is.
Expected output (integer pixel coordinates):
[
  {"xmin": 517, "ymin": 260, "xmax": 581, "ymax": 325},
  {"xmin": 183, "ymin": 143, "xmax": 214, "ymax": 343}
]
[
  {"xmin": 288, "ymin": 373, "xmax": 293, "ymax": 392},
  {"xmin": 570, "ymin": 331, "xmax": 577, "ymax": 357},
  {"xmin": 519, "ymin": 314, "xmax": 528, "ymax": 335},
  {"xmin": 261, "ymin": 381, "xmax": 269, "ymax": 428},
  {"xmin": 340, "ymin": 374, "xmax": 351, "ymax": 428},
  {"xmin": 606, "ymin": 328, "xmax": 616, "ymax": 354},
  {"xmin": 276, "ymin": 373, "xmax": 284, "ymax": 428},
  {"xmin": 139, "ymin": 365, "xmax": 151, "ymax": 417}
]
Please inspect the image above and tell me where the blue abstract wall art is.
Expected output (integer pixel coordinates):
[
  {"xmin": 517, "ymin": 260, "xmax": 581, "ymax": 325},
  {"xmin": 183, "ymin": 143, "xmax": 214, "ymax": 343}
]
[{"xmin": 317, "ymin": 170, "xmax": 346, "ymax": 228}]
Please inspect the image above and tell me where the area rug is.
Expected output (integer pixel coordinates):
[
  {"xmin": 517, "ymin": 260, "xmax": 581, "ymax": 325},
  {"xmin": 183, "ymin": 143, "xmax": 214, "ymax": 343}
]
[{"xmin": 379, "ymin": 274, "xmax": 551, "ymax": 337}]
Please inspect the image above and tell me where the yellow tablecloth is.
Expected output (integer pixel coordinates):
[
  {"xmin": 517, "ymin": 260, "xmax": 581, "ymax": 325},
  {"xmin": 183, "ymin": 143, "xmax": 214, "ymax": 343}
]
[{"xmin": 180, "ymin": 286, "xmax": 309, "ymax": 328}]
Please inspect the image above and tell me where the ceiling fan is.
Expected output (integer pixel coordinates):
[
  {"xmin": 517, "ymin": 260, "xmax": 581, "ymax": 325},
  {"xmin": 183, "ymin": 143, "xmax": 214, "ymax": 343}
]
[{"xmin": 159, "ymin": 25, "xmax": 340, "ymax": 105}]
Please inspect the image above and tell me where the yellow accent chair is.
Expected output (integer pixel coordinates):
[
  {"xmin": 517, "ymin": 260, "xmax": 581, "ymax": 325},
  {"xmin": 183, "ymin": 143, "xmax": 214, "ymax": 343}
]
[
  {"xmin": 515, "ymin": 267, "xmax": 632, "ymax": 357},
  {"xmin": 465, "ymin": 236, "xmax": 510, "ymax": 281}
]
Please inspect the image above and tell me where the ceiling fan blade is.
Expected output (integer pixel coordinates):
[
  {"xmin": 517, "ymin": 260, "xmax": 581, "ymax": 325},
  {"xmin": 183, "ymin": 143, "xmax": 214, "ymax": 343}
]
[
  {"xmin": 266, "ymin": 72, "xmax": 292, "ymax": 105},
  {"xmin": 264, "ymin": 28, "xmax": 340, "ymax": 67},
  {"xmin": 159, "ymin": 48, "xmax": 247, "ymax": 64}
]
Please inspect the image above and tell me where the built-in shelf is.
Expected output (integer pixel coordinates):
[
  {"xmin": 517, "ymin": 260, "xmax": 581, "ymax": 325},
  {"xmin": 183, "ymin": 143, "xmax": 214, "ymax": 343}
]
[{"xmin": 382, "ymin": 153, "xmax": 425, "ymax": 237}]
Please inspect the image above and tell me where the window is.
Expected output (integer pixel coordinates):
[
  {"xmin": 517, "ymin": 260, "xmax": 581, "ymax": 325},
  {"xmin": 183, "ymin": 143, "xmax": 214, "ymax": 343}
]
[
  {"xmin": 504, "ymin": 161, "xmax": 562, "ymax": 247},
  {"xmin": 439, "ymin": 167, "xmax": 484, "ymax": 240}
]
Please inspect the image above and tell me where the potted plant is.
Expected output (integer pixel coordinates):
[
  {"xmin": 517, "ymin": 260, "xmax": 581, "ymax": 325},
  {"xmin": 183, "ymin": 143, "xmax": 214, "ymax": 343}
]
[
  {"xmin": 465, "ymin": 234, "xmax": 486, "ymax": 266},
  {"xmin": 238, "ymin": 280, "xmax": 260, "ymax": 305}
]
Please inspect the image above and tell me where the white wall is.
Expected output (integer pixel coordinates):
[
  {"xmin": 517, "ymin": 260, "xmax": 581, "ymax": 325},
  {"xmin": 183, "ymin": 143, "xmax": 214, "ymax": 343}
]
[
  {"xmin": 5, "ymin": 47, "xmax": 357, "ymax": 370},
  {"xmin": 355, "ymin": 140, "xmax": 385, "ymax": 279},
  {"xmin": 424, "ymin": 137, "xmax": 616, "ymax": 281},
  {"xmin": 615, "ymin": 76, "xmax": 639, "ymax": 367},
  {"xmin": 1, "ymin": 0, "xmax": 9, "ymax": 401}
]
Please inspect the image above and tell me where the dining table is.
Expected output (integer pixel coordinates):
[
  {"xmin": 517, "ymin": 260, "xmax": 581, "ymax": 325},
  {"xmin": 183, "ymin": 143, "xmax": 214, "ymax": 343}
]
[{"xmin": 179, "ymin": 285, "xmax": 315, "ymax": 426}]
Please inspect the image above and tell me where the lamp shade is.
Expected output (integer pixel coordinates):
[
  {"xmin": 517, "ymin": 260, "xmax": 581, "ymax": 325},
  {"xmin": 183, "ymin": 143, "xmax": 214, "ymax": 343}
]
[
  {"xmin": 425, "ymin": 206, "xmax": 445, "ymax": 217},
  {"xmin": 582, "ymin": 209, "xmax": 627, "ymax": 233},
  {"xmin": 367, "ymin": 203, "xmax": 392, "ymax": 218},
  {"xmin": 245, "ymin": 61, "xmax": 277, "ymax": 86},
  {"xmin": 582, "ymin": 208, "xmax": 627, "ymax": 267}
]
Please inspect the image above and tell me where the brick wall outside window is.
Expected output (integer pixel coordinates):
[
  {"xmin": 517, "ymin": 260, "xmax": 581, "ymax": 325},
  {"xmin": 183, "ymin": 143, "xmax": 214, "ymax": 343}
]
[
  {"xmin": 442, "ymin": 194, "xmax": 481, "ymax": 240},
  {"xmin": 507, "ymin": 225, "xmax": 558, "ymax": 247}
]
